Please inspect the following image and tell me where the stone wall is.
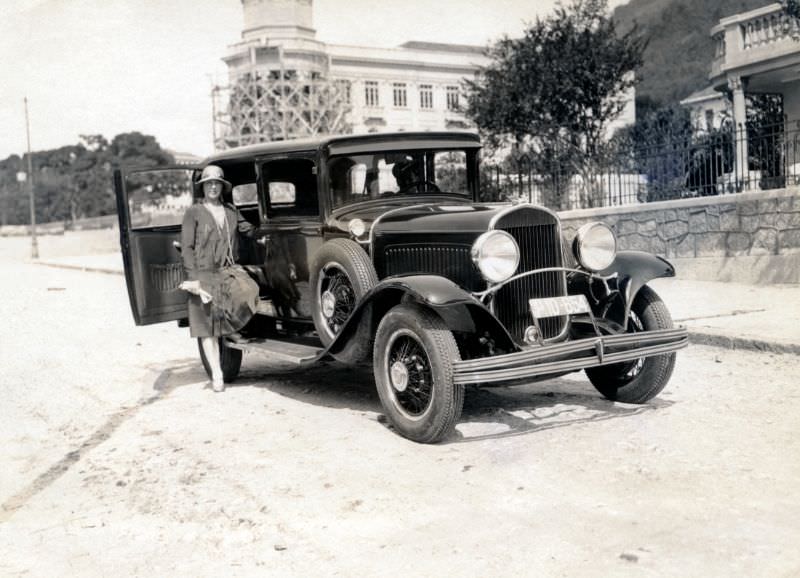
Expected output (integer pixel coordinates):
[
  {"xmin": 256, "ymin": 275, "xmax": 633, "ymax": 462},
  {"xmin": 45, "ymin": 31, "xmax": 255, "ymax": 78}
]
[{"xmin": 558, "ymin": 187, "xmax": 800, "ymax": 284}]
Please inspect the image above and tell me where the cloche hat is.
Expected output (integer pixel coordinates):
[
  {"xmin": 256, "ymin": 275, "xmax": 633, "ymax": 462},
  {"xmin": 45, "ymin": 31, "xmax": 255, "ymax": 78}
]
[{"xmin": 197, "ymin": 165, "xmax": 231, "ymax": 191}]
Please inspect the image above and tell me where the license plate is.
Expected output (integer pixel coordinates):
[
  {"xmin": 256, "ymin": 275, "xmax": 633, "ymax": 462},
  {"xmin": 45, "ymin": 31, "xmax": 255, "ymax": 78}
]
[{"xmin": 529, "ymin": 295, "xmax": 591, "ymax": 318}]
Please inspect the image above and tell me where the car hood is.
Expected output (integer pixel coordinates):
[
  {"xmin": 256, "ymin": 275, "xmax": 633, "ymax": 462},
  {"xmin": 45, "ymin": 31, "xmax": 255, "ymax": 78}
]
[{"xmin": 331, "ymin": 201, "xmax": 508, "ymax": 237}]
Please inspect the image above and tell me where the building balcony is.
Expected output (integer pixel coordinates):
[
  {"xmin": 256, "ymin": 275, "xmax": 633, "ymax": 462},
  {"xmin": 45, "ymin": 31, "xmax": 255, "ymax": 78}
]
[{"xmin": 710, "ymin": 3, "xmax": 800, "ymax": 93}]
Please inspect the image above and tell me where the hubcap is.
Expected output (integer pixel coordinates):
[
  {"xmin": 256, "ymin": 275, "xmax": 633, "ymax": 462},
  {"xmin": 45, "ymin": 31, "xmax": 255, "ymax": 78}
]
[
  {"xmin": 317, "ymin": 262, "xmax": 356, "ymax": 339},
  {"xmin": 390, "ymin": 361, "xmax": 409, "ymax": 392},
  {"xmin": 321, "ymin": 290, "xmax": 336, "ymax": 319},
  {"xmin": 384, "ymin": 330, "xmax": 434, "ymax": 419}
]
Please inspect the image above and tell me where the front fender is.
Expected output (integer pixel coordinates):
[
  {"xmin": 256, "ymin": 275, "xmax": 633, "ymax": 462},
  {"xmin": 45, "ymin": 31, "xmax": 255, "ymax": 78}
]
[
  {"xmin": 599, "ymin": 251, "xmax": 676, "ymax": 329},
  {"xmin": 327, "ymin": 274, "xmax": 517, "ymax": 356}
]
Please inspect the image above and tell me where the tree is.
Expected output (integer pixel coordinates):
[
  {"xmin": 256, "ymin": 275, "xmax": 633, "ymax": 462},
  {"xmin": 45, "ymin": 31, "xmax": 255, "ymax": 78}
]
[
  {"xmin": 0, "ymin": 132, "xmax": 176, "ymax": 226},
  {"xmin": 780, "ymin": 0, "xmax": 800, "ymax": 36},
  {"xmin": 617, "ymin": 105, "xmax": 696, "ymax": 200},
  {"xmin": 464, "ymin": 0, "xmax": 646, "ymax": 208}
]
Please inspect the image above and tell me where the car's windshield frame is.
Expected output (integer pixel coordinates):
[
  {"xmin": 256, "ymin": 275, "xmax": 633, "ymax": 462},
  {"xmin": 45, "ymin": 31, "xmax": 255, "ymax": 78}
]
[{"xmin": 327, "ymin": 148, "xmax": 475, "ymax": 209}]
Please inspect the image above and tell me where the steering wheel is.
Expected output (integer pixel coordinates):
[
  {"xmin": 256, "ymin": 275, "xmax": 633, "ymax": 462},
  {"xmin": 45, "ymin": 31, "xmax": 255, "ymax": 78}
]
[{"xmin": 400, "ymin": 180, "xmax": 440, "ymax": 194}]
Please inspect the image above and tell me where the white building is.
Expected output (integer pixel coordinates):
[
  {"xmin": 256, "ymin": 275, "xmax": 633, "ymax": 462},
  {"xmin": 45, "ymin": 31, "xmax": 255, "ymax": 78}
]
[
  {"xmin": 214, "ymin": 0, "xmax": 491, "ymax": 148},
  {"xmin": 708, "ymin": 2, "xmax": 800, "ymax": 182},
  {"xmin": 213, "ymin": 0, "xmax": 635, "ymax": 150},
  {"xmin": 680, "ymin": 85, "xmax": 731, "ymax": 132}
]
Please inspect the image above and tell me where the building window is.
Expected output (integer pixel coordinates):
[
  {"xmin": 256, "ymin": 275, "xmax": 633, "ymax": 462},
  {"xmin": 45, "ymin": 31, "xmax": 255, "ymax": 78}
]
[
  {"xmin": 446, "ymin": 86, "xmax": 460, "ymax": 111},
  {"xmin": 336, "ymin": 80, "xmax": 352, "ymax": 104},
  {"xmin": 365, "ymin": 81, "xmax": 379, "ymax": 107},
  {"xmin": 419, "ymin": 84, "xmax": 433, "ymax": 110},
  {"xmin": 705, "ymin": 109, "xmax": 714, "ymax": 131},
  {"xmin": 393, "ymin": 83, "xmax": 408, "ymax": 108}
]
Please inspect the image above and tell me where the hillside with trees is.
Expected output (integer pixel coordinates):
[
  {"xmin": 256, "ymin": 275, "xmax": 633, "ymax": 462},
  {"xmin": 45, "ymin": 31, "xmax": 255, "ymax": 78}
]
[
  {"xmin": 0, "ymin": 133, "xmax": 175, "ymax": 227},
  {"xmin": 612, "ymin": 0, "xmax": 774, "ymax": 109}
]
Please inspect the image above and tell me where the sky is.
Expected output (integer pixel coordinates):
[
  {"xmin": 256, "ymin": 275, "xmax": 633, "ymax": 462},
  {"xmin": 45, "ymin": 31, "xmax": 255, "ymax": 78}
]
[{"xmin": 0, "ymin": 0, "xmax": 627, "ymax": 160}]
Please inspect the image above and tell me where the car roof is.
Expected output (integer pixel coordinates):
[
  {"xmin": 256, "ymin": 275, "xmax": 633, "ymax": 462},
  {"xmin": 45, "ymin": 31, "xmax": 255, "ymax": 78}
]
[{"xmin": 203, "ymin": 131, "xmax": 482, "ymax": 165}]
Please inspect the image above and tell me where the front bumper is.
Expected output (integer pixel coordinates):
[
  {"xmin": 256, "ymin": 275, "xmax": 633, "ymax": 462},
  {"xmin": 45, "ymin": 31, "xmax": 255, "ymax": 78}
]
[{"xmin": 453, "ymin": 327, "xmax": 688, "ymax": 385}]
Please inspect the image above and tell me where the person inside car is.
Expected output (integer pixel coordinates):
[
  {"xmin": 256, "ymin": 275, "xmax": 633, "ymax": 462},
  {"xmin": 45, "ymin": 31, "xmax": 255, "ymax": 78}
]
[{"xmin": 392, "ymin": 157, "xmax": 421, "ymax": 194}]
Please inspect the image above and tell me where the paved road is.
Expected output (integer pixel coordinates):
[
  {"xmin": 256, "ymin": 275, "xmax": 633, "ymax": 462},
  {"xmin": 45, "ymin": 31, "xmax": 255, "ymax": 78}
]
[{"xmin": 1, "ymin": 262, "xmax": 798, "ymax": 577}]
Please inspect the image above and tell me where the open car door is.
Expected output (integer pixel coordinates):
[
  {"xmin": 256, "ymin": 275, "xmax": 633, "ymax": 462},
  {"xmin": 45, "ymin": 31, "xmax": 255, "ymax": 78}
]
[{"xmin": 114, "ymin": 166, "xmax": 198, "ymax": 325}]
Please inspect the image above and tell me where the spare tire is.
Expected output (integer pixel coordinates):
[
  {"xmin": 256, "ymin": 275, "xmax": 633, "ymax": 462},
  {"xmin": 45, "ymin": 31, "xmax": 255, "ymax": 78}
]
[{"xmin": 310, "ymin": 238, "xmax": 378, "ymax": 364}]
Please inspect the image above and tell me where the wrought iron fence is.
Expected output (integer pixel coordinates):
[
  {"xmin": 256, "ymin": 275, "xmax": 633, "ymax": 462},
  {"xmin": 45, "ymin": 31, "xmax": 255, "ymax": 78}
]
[{"xmin": 479, "ymin": 119, "xmax": 800, "ymax": 210}]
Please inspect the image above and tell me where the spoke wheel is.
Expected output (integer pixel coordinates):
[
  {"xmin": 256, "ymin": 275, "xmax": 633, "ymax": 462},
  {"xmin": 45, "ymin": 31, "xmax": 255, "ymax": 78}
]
[
  {"xmin": 586, "ymin": 285, "xmax": 676, "ymax": 404},
  {"xmin": 318, "ymin": 263, "xmax": 356, "ymax": 340},
  {"xmin": 374, "ymin": 303, "xmax": 463, "ymax": 443},
  {"xmin": 310, "ymin": 239, "xmax": 378, "ymax": 364},
  {"xmin": 385, "ymin": 330, "xmax": 435, "ymax": 419}
]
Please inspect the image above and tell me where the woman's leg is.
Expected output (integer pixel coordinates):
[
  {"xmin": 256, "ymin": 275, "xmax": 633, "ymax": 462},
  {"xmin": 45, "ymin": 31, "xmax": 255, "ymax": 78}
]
[{"xmin": 200, "ymin": 337, "xmax": 225, "ymax": 391}]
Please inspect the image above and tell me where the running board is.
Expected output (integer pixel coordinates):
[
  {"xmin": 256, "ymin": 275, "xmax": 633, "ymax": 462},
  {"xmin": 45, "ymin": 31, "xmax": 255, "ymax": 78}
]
[{"xmin": 225, "ymin": 338, "xmax": 326, "ymax": 365}]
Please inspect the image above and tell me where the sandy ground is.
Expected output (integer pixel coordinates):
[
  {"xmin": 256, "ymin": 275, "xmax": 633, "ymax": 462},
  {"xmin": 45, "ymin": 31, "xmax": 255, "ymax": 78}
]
[{"xmin": 1, "ymin": 239, "xmax": 799, "ymax": 577}]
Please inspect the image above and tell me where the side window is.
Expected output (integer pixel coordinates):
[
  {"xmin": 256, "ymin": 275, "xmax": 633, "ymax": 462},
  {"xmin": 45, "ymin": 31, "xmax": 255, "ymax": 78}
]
[
  {"xmin": 261, "ymin": 157, "xmax": 318, "ymax": 218},
  {"xmin": 232, "ymin": 183, "xmax": 258, "ymax": 206},
  {"xmin": 268, "ymin": 182, "xmax": 296, "ymax": 205}
]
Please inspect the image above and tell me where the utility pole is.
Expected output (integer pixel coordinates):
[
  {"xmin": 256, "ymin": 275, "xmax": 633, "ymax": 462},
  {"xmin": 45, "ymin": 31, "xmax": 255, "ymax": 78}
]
[
  {"xmin": 0, "ymin": 183, "xmax": 7, "ymax": 227},
  {"xmin": 24, "ymin": 97, "xmax": 38, "ymax": 259}
]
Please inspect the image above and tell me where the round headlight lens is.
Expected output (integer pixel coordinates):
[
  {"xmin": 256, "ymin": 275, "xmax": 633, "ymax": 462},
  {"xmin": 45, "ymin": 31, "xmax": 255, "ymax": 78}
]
[
  {"xmin": 574, "ymin": 222, "xmax": 617, "ymax": 272},
  {"xmin": 348, "ymin": 218, "xmax": 366, "ymax": 238},
  {"xmin": 471, "ymin": 231, "xmax": 520, "ymax": 283}
]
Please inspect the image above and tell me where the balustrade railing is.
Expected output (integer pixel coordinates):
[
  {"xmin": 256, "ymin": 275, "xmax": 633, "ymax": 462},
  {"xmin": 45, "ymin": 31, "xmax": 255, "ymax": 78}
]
[{"xmin": 741, "ymin": 8, "xmax": 796, "ymax": 50}]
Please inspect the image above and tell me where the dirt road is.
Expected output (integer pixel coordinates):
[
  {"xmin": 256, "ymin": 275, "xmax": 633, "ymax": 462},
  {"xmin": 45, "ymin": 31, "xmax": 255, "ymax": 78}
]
[{"xmin": 1, "ymin": 261, "xmax": 798, "ymax": 577}]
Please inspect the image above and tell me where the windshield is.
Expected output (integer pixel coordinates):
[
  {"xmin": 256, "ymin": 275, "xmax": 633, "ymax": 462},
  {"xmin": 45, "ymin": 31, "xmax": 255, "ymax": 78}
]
[{"xmin": 328, "ymin": 149, "xmax": 471, "ymax": 208}]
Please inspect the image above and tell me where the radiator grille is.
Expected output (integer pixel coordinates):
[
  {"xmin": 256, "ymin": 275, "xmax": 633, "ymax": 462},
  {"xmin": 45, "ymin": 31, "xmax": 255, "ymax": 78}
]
[
  {"xmin": 380, "ymin": 207, "xmax": 567, "ymax": 344},
  {"xmin": 384, "ymin": 245, "xmax": 483, "ymax": 291},
  {"xmin": 494, "ymin": 209, "xmax": 567, "ymax": 342}
]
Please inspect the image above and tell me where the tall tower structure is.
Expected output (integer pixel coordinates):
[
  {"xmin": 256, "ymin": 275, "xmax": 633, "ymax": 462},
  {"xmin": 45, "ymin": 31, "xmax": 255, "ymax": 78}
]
[{"xmin": 213, "ymin": 0, "xmax": 351, "ymax": 149}]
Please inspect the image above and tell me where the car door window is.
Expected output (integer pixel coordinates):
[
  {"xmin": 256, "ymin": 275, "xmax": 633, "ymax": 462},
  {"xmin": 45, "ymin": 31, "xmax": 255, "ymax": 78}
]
[
  {"xmin": 262, "ymin": 158, "xmax": 318, "ymax": 218},
  {"xmin": 126, "ymin": 168, "xmax": 194, "ymax": 229}
]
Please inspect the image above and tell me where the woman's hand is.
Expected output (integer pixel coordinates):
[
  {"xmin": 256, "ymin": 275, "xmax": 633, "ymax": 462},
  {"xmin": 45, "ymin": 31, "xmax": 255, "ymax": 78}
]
[{"xmin": 179, "ymin": 280, "xmax": 213, "ymax": 304}]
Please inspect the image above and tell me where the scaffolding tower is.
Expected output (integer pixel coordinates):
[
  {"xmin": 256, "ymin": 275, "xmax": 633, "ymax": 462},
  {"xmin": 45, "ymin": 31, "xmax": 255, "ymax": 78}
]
[{"xmin": 212, "ymin": 70, "xmax": 352, "ymax": 151}]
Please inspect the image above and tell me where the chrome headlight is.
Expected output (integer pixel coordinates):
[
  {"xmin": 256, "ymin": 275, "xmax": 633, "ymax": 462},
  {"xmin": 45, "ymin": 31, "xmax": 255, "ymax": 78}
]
[
  {"xmin": 471, "ymin": 230, "xmax": 520, "ymax": 283},
  {"xmin": 573, "ymin": 222, "xmax": 617, "ymax": 272},
  {"xmin": 348, "ymin": 218, "xmax": 366, "ymax": 238}
]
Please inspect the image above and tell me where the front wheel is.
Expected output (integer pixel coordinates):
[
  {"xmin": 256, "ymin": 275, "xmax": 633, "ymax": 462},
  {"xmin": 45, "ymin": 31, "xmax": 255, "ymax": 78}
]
[
  {"xmin": 310, "ymin": 238, "xmax": 378, "ymax": 364},
  {"xmin": 198, "ymin": 338, "xmax": 242, "ymax": 383},
  {"xmin": 373, "ymin": 304, "xmax": 464, "ymax": 443},
  {"xmin": 586, "ymin": 285, "xmax": 676, "ymax": 403}
]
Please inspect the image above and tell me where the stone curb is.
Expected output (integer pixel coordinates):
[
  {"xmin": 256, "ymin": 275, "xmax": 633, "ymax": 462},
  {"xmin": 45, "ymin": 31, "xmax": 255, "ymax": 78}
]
[
  {"xmin": 31, "ymin": 261, "xmax": 800, "ymax": 356},
  {"xmin": 34, "ymin": 261, "xmax": 123, "ymax": 276},
  {"xmin": 687, "ymin": 331, "xmax": 800, "ymax": 356}
]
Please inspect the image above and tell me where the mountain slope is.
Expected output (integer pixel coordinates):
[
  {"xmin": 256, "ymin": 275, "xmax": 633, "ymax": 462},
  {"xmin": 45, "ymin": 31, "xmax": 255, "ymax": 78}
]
[{"xmin": 612, "ymin": 0, "xmax": 775, "ymax": 106}]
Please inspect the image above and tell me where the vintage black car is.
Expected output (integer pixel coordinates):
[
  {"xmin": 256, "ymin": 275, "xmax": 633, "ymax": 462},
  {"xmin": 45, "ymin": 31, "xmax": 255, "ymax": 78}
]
[{"xmin": 115, "ymin": 132, "xmax": 687, "ymax": 443}]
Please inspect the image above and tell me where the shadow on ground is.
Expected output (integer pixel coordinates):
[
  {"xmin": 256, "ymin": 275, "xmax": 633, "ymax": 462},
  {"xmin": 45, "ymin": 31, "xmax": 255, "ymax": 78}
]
[
  {"xmin": 222, "ymin": 358, "xmax": 674, "ymax": 444},
  {"xmin": 449, "ymin": 381, "xmax": 673, "ymax": 443}
]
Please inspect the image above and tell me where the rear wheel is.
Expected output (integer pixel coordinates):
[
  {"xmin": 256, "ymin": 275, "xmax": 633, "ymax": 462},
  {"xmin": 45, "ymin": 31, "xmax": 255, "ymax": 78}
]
[
  {"xmin": 586, "ymin": 285, "xmax": 676, "ymax": 403},
  {"xmin": 373, "ymin": 304, "xmax": 463, "ymax": 443},
  {"xmin": 198, "ymin": 338, "xmax": 242, "ymax": 383}
]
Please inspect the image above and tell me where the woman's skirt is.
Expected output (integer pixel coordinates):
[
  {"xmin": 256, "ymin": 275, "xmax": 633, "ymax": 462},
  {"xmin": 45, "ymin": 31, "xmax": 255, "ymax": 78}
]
[{"xmin": 188, "ymin": 268, "xmax": 259, "ymax": 338}]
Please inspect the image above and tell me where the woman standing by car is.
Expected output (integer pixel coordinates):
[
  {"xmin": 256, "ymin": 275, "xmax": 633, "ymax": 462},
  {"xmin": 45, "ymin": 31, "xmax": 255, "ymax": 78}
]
[{"xmin": 179, "ymin": 165, "xmax": 259, "ymax": 392}]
